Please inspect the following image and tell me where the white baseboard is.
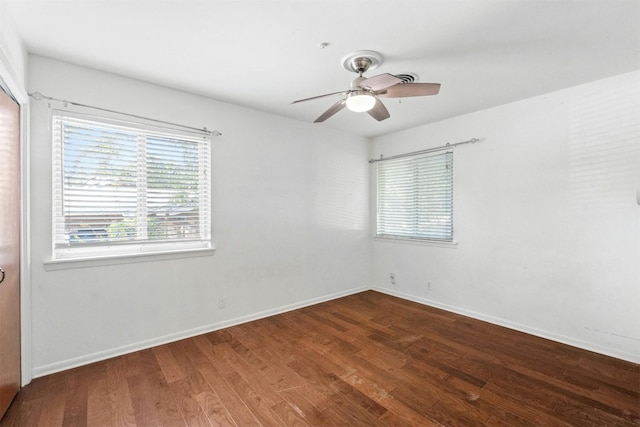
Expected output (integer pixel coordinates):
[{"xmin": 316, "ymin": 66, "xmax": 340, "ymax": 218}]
[
  {"xmin": 31, "ymin": 284, "xmax": 638, "ymax": 379},
  {"xmin": 372, "ymin": 286, "xmax": 640, "ymax": 364},
  {"xmin": 32, "ymin": 286, "xmax": 368, "ymax": 378}
]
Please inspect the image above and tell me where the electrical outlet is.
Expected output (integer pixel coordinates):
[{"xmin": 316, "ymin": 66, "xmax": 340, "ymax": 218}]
[
  {"xmin": 218, "ymin": 298, "xmax": 226, "ymax": 308},
  {"xmin": 390, "ymin": 273, "xmax": 396, "ymax": 285}
]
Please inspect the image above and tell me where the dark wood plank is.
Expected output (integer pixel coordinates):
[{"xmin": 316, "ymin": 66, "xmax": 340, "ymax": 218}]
[
  {"xmin": 60, "ymin": 366, "xmax": 91, "ymax": 426},
  {"xmin": 105, "ymin": 355, "xmax": 136, "ymax": 427},
  {"xmin": 168, "ymin": 378, "xmax": 212, "ymax": 427},
  {"xmin": 3, "ymin": 290, "xmax": 638, "ymax": 426},
  {"xmin": 192, "ymin": 336, "xmax": 262, "ymax": 426},
  {"xmin": 194, "ymin": 390, "xmax": 237, "ymax": 427},
  {"xmin": 153, "ymin": 344, "xmax": 186, "ymax": 384},
  {"xmin": 124, "ymin": 351, "xmax": 165, "ymax": 426},
  {"xmin": 37, "ymin": 371, "xmax": 71, "ymax": 427},
  {"xmin": 86, "ymin": 362, "xmax": 111, "ymax": 426}
]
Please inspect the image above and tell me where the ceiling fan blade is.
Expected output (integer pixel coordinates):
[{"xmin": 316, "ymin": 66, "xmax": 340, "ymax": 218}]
[
  {"xmin": 359, "ymin": 73, "xmax": 403, "ymax": 91},
  {"xmin": 314, "ymin": 99, "xmax": 347, "ymax": 122},
  {"xmin": 377, "ymin": 83, "xmax": 441, "ymax": 98},
  {"xmin": 367, "ymin": 98, "xmax": 390, "ymax": 121},
  {"xmin": 292, "ymin": 91, "xmax": 347, "ymax": 104}
]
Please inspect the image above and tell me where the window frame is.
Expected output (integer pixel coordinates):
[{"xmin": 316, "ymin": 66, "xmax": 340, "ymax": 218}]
[
  {"xmin": 49, "ymin": 109, "xmax": 213, "ymax": 264},
  {"xmin": 374, "ymin": 150, "xmax": 455, "ymax": 245}
]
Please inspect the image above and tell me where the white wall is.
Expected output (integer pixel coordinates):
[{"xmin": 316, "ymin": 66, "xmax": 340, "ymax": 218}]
[
  {"xmin": 28, "ymin": 55, "xmax": 371, "ymax": 377},
  {"xmin": 371, "ymin": 71, "xmax": 640, "ymax": 362},
  {"xmin": 0, "ymin": 0, "xmax": 26, "ymax": 89}
]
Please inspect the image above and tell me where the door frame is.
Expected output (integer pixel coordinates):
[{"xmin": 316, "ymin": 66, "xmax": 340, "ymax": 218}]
[{"xmin": 0, "ymin": 55, "xmax": 32, "ymax": 387}]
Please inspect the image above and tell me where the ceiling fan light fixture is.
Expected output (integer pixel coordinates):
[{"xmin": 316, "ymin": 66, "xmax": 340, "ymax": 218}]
[{"xmin": 346, "ymin": 91, "xmax": 376, "ymax": 112}]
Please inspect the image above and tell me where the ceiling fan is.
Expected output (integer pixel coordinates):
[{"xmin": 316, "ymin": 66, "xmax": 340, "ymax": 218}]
[{"xmin": 292, "ymin": 50, "xmax": 441, "ymax": 123}]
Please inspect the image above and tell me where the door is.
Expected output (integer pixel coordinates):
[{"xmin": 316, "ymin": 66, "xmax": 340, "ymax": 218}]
[{"xmin": 0, "ymin": 86, "xmax": 20, "ymax": 419}]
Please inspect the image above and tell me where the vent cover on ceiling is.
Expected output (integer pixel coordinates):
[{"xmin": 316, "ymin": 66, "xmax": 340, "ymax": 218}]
[{"xmin": 394, "ymin": 73, "xmax": 418, "ymax": 84}]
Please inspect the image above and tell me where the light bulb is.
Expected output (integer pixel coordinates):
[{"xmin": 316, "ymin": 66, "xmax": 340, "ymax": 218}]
[{"xmin": 346, "ymin": 91, "xmax": 376, "ymax": 112}]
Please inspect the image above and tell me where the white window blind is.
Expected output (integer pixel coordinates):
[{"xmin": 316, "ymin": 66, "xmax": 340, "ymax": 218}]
[
  {"xmin": 52, "ymin": 111, "xmax": 211, "ymax": 260},
  {"xmin": 376, "ymin": 151, "xmax": 453, "ymax": 241}
]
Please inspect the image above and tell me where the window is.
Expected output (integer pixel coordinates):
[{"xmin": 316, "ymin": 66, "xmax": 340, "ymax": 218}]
[
  {"xmin": 376, "ymin": 151, "xmax": 453, "ymax": 242},
  {"xmin": 52, "ymin": 111, "xmax": 211, "ymax": 260}
]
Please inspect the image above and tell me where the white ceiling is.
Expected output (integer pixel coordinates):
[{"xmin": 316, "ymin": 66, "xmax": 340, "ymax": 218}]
[{"xmin": 5, "ymin": 0, "xmax": 640, "ymax": 138}]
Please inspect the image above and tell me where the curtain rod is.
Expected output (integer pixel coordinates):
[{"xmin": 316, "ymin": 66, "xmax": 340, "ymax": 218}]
[
  {"xmin": 369, "ymin": 137, "xmax": 481, "ymax": 163},
  {"xmin": 29, "ymin": 91, "xmax": 221, "ymax": 137}
]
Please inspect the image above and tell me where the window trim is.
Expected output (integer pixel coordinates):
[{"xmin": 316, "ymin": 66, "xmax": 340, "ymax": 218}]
[
  {"xmin": 372, "ymin": 235, "xmax": 458, "ymax": 248},
  {"xmin": 43, "ymin": 246, "xmax": 215, "ymax": 271},
  {"xmin": 50, "ymin": 109, "xmax": 213, "ymax": 263}
]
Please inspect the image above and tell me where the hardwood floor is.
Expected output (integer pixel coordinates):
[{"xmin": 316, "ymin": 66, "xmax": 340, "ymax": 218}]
[{"xmin": 2, "ymin": 291, "xmax": 639, "ymax": 426}]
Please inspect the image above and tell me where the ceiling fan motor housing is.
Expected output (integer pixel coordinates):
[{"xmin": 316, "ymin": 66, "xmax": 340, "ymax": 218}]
[
  {"xmin": 350, "ymin": 57, "xmax": 372, "ymax": 74},
  {"xmin": 341, "ymin": 50, "xmax": 382, "ymax": 74}
]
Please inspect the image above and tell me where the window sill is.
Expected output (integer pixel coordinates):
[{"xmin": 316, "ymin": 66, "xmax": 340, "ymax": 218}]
[
  {"xmin": 373, "ymin": 236, "xmax": 458, "ymax": 248},
  {"xmin": 43, "ymin": 247, "xmax": 216, "ymax": 271}
]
